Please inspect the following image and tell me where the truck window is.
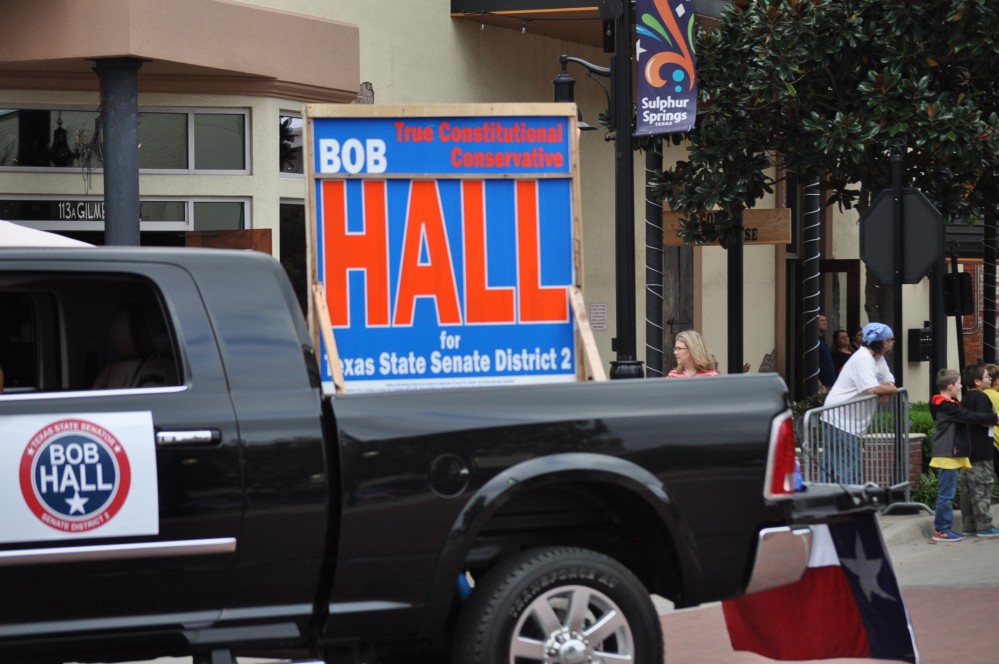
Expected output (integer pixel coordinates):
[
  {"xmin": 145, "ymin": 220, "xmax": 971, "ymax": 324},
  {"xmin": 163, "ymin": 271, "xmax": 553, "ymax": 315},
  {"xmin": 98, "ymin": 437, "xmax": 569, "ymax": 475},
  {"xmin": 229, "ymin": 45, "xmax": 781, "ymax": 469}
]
[
  {"xmin": 0, "ymin": 273, "xmax": 180, "ymax": 393},
  {"xmin": 0, "ymin": 292, "xmax": 41, "ymax": 392}
]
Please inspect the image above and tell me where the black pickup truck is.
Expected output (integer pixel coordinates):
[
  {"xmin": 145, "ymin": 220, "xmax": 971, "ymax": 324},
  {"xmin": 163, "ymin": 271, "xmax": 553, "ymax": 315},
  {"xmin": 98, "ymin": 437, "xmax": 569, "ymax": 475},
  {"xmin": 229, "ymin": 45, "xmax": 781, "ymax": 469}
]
[{"xmin": 0, "ymin": 248, "xmax": 871, "ymax": 664}]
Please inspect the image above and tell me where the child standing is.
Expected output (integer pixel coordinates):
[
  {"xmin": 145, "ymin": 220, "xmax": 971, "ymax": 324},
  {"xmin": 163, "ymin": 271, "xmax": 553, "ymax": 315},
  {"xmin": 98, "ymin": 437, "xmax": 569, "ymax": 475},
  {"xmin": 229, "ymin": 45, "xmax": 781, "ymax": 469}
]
[
  {"xmin": 984, "ymin": 364, "xmax": 999, "ymax": 480},
  {"xmin": 928, "ymin": 369, "xmax": 999, "ymax": 542},
  {"xmin": 959, "ymin": 364, "xmax": 999, "ymax": 538}
]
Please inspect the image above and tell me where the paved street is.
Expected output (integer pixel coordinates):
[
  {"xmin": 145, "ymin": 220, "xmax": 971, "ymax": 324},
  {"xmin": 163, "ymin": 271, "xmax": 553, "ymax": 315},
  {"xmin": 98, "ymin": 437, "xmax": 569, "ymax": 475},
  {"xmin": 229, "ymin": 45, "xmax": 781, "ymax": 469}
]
[{"xmin": 99, "ymin": 507, "xmax": 999, "ymax": 664}]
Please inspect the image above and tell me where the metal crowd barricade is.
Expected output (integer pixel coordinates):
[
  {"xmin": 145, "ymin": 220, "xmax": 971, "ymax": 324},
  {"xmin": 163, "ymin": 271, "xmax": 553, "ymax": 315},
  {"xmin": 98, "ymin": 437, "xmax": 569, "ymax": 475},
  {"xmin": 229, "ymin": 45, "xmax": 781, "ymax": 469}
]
[{"xmin": 799, "ymin": 388, "xmax": 930, "ymax": 514}]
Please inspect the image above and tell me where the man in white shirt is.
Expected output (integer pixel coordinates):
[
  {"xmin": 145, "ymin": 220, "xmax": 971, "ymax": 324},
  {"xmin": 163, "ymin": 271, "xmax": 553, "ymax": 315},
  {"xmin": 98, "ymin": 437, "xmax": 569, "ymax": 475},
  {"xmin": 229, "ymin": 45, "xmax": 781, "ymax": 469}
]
[{"xmin": 818, "ymin": 323, "xmax": 897, "ymax": 483}]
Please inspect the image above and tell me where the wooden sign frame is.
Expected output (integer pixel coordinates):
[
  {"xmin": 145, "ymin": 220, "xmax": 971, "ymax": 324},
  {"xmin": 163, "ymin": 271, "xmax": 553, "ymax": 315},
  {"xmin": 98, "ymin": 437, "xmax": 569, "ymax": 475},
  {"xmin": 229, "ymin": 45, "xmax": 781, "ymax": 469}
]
[{"xmin": 304, "ymin": 103, "xmax": 605, "ymax": 391}]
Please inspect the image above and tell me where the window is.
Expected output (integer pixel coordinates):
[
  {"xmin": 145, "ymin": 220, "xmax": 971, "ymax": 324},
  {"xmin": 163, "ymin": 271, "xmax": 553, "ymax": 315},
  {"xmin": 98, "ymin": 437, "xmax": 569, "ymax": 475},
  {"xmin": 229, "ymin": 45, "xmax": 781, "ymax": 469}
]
[
  {"xmin": 0, "ymin": 292, "xmax": 45, "ymax": 391},
  {"xmin": 280, "ymin": 201, "xmax": 307, "ymax": 314},
  {"xmin": 193, "ymin": 201, "xmax": 245, "ymax": 231},
  {"xmin": 194, "ymin": 113, "xmax": 246, "ymax": 171},
  {"xmin": 0, "ymin": 273, "xmax": 180, "ymax": 394},
  {"xmin": 279, "ymin": 114, "xmax": 303, "ymax": 174},
  {"xmin": 0, "ymin": 107, "xmax": 248, "ymax": 173},
  {"xmin": 140, "ymin": 200, "xmax": 187, "ymax": 223},
  {"xmin": 138, "ymin": 112, "xmax": 188, "ymax": 169},
  {"xmin": 0, "ymin": 196, "xmax": 246, "ymax": 232},
  {"xmin": 0, "ymin": 109, "xmax": 101, "ymax": 169}
]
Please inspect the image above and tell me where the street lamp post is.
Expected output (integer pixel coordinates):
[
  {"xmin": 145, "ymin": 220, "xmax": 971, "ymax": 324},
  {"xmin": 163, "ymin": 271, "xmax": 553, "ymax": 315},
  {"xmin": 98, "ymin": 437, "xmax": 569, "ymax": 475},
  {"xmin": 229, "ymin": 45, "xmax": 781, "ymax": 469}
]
[{"xmin": 552, "ymin": 2, "xmax": 643, "ymax": 379}]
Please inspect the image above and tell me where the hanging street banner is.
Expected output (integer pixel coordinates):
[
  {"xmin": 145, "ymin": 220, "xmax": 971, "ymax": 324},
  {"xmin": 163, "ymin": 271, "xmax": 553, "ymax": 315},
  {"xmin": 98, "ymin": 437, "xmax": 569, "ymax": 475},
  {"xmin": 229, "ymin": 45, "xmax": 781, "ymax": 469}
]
[
  {"xmin": 305, "ymin": 104, "xmax": 582, "ymax": 393},
  {"xmin": 635, "ymin": 0, "xmax": 698, "ymax": 136}
]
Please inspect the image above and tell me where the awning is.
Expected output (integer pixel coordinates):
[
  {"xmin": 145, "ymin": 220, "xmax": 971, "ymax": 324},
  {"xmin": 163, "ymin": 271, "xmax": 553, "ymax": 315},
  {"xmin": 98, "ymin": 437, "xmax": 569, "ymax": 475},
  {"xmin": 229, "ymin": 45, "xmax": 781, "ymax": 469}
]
[{"xmin": 0, "ymin": 219, "xmax": 93, "ymax": 247}]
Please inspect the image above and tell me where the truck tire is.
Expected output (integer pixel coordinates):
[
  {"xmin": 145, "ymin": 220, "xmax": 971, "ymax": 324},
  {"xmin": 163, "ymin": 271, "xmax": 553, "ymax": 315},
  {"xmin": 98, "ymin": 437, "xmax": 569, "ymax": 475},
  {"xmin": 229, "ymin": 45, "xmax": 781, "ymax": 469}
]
[{"xmin": 452, "ymin": 546, "xmax": 663, "ymax": 664}]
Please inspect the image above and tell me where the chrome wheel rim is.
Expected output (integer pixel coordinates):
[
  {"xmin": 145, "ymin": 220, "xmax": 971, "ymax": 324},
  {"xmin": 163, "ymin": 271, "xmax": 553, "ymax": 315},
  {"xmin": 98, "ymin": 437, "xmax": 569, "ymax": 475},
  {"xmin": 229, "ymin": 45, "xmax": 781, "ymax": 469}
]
[{"xmin": 508, "ymin": 584, "xmax": 635, "ymax": 663}]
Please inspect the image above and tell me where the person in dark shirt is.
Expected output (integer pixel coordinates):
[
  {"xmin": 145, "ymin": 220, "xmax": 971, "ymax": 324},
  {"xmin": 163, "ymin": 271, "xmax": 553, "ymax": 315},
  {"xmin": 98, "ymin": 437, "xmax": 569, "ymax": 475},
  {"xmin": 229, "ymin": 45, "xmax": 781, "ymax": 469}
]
[
  {"xmin": 831, "ymin": 328, "xmax": 853, "ymax": 375},
  {"xmin": 958, "ymin": 364, "xmax": 999, "ymax": 538},
  {"xmin": 817, "ymin": 314, "xmax": 836, "ymax": 390}
]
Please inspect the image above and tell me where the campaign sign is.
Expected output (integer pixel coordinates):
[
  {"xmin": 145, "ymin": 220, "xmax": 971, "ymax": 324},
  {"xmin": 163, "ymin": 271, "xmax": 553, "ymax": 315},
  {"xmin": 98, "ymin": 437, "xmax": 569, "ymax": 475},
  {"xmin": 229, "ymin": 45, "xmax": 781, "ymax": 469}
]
[
  {"xmin": 0, "ymin": 412, "xmax": 159, "ymax": 543},
  {"xmin": 307, "ymin": 104, "xmax": 580, "ymax": 392},
  {"xmin": 635, "ymin": 0, "xmax": 698, "ymax": 136}
]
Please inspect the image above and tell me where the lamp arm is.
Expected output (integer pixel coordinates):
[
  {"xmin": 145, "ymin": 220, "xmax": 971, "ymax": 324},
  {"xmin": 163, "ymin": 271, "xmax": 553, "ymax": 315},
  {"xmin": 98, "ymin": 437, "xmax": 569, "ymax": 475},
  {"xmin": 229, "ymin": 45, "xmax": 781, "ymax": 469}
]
[
  {"xmin": 582, "ymin": 71, "xmax": 612, "ymax": 121},
  {"xmin": 559, "ymin": 55, "xmax": 610, "ymax": 79},
  {"xmin": 558, "ymin": 54, "xmax": 613, "ymax": 126}
]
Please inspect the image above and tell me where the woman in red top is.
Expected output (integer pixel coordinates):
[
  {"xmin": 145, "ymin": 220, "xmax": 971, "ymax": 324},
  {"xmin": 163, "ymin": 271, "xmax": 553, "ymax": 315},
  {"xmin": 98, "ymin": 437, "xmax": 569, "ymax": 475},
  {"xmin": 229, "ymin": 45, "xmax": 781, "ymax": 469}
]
[{"xmin": 668, "ymin": 330, "xmax": 719, "ymax": 378}]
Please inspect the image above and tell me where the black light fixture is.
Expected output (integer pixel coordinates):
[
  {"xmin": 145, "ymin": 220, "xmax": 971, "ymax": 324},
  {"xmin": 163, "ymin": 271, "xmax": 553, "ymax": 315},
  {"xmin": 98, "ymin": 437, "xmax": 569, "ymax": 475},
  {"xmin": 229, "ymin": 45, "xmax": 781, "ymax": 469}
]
[{"xmin": 551, "ymin": 55, "xmax": 611, "ymax": 133}]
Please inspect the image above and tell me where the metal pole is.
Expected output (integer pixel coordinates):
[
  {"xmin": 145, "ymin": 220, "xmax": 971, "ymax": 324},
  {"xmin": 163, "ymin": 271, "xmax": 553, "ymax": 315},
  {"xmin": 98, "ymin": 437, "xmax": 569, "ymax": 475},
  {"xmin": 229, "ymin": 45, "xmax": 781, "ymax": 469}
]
[
  {"xmin": 726, "ymin": 211, "xmax": 744, "ymax": 374},
  {"xmin": 645, "ymin": 141, "xmax": 665, "ymax": 376},
  {"xmin": 930, "ymin": 254, "xmax": 948, "ymax": 401},
  {"xmin": 950, "ymin": 246, "xmax": 966, "ymax": 379},
  {"xmin": 802, "ymin": 178, "xmax": 821, "ymax": 395},
  {"xmin": 984, "ymin": 211, "xmax": 997, "ymax": 364},
  {"xmin": 890, "ymin": 138, "xmax": 905, "ymax": 386},
  {"xmin": 608, "ymin": 0, "xmax": 643, "ymax": 379},
  {"xmin": 95, "ymin": 57, "xmax": 143, "ymax": 246}
]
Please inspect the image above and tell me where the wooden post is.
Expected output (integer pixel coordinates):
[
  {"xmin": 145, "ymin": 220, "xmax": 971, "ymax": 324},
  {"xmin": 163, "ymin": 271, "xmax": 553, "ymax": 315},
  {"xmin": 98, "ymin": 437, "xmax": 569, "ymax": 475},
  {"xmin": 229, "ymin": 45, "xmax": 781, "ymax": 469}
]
[
  {"xmin": 568, "ymin": 286, "xmax": 607, "ymax": 381},
  {"xmin": 311, "ymin": 283, "xmax": 346, "ymax": 394}
]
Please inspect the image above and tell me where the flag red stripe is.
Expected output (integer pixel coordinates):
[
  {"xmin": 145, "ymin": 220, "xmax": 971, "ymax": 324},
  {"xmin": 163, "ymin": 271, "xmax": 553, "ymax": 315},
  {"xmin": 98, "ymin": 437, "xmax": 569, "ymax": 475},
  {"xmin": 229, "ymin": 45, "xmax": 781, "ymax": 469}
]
[{"xmin": 723, "ymin": 566, "xmax": 870, "ymax": 659}]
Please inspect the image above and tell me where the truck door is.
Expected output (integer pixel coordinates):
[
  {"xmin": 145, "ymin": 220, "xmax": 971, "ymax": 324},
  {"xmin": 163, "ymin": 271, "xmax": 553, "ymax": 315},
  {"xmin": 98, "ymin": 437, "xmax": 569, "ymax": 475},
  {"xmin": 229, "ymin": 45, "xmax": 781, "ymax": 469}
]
[{"xmin": 0, "ymin": 260, "xmax": 243, "ymax": 639}]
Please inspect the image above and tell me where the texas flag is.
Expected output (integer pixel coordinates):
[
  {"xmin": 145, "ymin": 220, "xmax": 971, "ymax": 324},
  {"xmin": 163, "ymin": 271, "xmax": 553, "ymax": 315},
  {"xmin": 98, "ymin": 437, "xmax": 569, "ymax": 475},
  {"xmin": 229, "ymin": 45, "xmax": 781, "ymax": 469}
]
[{"xmin": 723, "ymin": 513, "xmax": 918, "ymax": 662}]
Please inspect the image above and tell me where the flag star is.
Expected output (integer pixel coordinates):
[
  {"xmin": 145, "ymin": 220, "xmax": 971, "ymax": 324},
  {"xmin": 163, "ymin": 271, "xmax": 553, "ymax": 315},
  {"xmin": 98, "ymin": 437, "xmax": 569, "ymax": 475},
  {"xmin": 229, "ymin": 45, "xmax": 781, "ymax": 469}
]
[
  {"xmin": 839, "ymin": 532, "xmax": 896, "ymax": 603},
  {"xmin": 66, "ymin": 491, "xmax": 89, "ymax": 515},
  {"xmin": 676, "ymin": 4, "xmax": 686, "ymax": 18},
  {"xmin": 636, "ymin": 39, "xmax": 646, "ymax": 60}
]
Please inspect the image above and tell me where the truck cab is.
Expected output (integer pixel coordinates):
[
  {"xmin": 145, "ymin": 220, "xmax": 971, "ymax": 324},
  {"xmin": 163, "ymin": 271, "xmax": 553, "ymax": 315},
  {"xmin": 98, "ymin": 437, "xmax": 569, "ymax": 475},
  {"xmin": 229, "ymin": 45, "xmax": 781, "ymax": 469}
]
[{"xmin": 0, "ymin": 249, "xmax": 331, "ymax": 663}]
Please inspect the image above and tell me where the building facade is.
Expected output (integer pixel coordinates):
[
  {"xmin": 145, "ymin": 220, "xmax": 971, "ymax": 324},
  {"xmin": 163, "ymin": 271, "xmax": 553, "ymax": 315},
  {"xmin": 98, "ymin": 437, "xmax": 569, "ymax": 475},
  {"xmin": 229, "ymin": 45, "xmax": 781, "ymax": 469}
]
[{"xmin": 1, "ymin": 0, "xmax": 958, "ymax": 398}]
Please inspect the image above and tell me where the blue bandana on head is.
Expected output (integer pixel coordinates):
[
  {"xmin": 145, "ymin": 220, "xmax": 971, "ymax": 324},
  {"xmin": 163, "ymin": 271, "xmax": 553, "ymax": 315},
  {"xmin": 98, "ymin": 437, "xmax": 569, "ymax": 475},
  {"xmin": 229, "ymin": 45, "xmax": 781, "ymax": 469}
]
[{"xmin": 862, "ymin": 322, "xmax": 893, "ymax": 345}]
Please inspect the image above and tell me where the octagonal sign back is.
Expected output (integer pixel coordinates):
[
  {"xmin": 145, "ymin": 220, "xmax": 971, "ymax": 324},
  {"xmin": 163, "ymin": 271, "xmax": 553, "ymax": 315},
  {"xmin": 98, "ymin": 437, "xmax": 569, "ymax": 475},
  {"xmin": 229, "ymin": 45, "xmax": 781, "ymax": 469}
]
[{"xmin": 860, "ymin": 188, "xmax": 943, "ymax": 284}]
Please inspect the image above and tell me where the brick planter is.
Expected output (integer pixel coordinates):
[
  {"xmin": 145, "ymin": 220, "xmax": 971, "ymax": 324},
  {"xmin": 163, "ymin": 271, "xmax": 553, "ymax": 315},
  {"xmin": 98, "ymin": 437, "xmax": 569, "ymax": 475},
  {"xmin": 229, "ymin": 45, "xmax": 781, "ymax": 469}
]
[
  {"xmin": 796, "ymin": 433, "xmax": 925, "ymax": 487},
  {"xmin": 860, "ymin": 432, "xmax": 925, "ymax": 488}
]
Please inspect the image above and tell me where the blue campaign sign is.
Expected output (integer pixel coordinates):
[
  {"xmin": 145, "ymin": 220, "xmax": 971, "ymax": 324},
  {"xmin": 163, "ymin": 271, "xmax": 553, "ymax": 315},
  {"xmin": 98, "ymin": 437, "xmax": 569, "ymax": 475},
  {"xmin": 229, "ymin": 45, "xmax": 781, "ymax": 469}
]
[
  {"xmin": 307, "ymin": 104, "xmax": 581, "ymax": 392},
  {"xmin": 312, "ymin": 115, "xmax": 571, "ymax": 176}
]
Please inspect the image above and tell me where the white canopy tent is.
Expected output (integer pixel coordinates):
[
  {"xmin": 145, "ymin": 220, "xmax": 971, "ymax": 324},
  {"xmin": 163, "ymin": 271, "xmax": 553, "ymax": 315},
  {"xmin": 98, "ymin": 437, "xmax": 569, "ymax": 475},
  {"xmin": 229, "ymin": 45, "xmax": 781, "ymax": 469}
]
[{"xmin": 0, "ymin": 219, "xmax": 93, "ymax": 247}]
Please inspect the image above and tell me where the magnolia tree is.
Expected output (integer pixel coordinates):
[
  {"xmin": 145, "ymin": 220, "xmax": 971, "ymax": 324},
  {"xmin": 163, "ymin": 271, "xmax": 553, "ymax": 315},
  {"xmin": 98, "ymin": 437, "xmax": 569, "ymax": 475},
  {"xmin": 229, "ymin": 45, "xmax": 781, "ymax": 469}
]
[{"xmin": 650, "ymin": 0, "xmax": 999, "ymax": 246}]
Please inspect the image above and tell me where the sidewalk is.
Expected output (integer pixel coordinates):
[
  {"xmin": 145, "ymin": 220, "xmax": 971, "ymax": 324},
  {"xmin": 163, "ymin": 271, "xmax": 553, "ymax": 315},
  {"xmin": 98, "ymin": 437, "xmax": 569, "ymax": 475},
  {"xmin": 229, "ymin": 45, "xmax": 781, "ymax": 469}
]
[{"xmin": 878, "ymin": 504, "xmax": 999, "ymax": 587}]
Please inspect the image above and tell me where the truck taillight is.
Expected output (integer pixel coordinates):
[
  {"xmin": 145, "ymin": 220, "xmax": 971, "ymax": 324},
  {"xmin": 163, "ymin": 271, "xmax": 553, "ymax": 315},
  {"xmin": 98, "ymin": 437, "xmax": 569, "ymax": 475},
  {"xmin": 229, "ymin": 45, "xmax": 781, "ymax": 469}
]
[{"xmin": 766, "ymin": 414, "xmax": 798, "ymax": 498}]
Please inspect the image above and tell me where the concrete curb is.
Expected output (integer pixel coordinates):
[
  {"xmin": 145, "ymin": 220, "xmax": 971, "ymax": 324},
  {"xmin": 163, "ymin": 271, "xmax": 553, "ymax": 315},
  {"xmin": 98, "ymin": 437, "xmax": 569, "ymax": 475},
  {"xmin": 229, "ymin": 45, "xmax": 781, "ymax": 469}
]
[{"xmin": 879, "ymin": 503, "xmax": 999, "ymax": 547}]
